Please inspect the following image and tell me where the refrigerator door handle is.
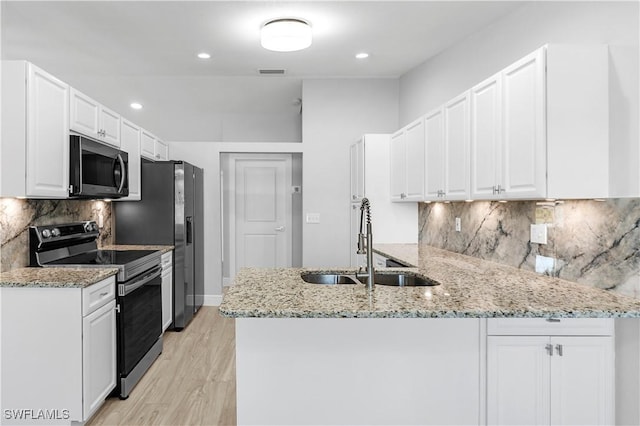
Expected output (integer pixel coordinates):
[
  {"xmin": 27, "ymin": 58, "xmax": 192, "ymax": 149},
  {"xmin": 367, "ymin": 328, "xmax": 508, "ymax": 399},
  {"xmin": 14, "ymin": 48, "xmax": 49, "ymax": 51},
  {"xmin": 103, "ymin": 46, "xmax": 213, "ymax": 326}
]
[{"xmin": 186, "ymin": 216, "xmax": 193, "ymax": 244}]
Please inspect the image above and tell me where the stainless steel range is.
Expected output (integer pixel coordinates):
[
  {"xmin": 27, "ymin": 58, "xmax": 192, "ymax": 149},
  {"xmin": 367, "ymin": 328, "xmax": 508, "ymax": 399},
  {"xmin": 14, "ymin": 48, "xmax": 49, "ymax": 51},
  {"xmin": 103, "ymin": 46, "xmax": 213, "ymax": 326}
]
[{"xmin": 30, "ymin": 221, "xmax": 163, "ymax": 399}]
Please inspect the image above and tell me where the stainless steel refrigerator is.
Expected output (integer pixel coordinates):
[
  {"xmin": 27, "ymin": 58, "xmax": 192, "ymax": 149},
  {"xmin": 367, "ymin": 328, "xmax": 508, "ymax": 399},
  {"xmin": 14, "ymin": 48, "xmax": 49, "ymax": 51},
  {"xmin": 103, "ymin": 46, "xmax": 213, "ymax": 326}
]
[{"xmin": 115, "ymin": 160, "xmax": 204, "ymax": 330}]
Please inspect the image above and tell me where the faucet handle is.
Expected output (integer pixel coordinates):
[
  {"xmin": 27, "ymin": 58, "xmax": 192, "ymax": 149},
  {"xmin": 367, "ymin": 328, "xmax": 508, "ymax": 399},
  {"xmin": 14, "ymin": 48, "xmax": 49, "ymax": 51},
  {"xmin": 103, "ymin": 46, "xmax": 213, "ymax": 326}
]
[{"xmin": 357, "ymin": 234, "xmax": 367, "ymax": 254}]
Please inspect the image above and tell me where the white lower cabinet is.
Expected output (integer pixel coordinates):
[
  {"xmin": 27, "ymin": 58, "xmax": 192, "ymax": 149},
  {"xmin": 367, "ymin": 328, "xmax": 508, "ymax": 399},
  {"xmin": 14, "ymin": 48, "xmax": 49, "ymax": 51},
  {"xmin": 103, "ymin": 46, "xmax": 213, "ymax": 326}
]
[
  {"xmin": 487, "ymin": 319, "xmax": 614, "ymax": 426},
  {"xmin": 161, "ymin": 251, "xmax": 174, "ymax": 331},
  {"xmin": 1, "ymin": 276, "xmax": 117, "ymax": 425}
]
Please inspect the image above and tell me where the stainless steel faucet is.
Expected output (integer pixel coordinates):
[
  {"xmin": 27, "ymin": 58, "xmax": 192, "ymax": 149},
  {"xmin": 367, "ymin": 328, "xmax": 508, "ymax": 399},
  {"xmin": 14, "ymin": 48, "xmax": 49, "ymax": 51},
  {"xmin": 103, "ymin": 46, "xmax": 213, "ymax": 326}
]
[{"xmin": 357, "ymin": 198, "xmax": 374, "ymax": 291}]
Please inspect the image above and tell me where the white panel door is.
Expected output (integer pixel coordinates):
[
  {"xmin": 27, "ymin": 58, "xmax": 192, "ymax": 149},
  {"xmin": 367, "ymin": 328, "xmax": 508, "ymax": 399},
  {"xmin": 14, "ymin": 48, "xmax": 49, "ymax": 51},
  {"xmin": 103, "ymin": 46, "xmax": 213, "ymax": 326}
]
[
  {"xmin": 471, "ymin": 74, "xmax": 501, "ymax": 199},
  {"xmin": 27, "ymin": 63, "xmax": 70, "ymax": 197},
  {"xmin": 502, "ymin": 48, "xmax": 546, "ymax": 198},
  {"xmin": 140, "ymin": 129, "xmax": 156, "ymax": 160},
  {"xmin": 444, "ymin": 92, "xmax": 470, "ymax": 200},
  {"xmin": 487, "ymin": 336, "xmax": 551, "ymax": 425},
  {"xmin": 424, "ymin": 108, "xmax": 445, "ymax": 200},
  {"xmin": 235, "ymin": 156, "xmax": 292, "ymax": 272},
  {"xmin": 70, "ymin": 88, "xmax": 100, "ymax": 138},
  {"xmin": 550, "ymin": 336, "xmax": 614, "ymax": 426}
]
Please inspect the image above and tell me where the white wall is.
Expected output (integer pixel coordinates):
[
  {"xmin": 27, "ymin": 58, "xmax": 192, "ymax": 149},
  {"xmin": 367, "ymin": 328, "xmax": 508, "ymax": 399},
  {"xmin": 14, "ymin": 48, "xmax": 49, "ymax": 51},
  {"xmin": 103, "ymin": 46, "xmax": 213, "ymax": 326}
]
[
  {"xmin": 399, "ymin": 1, "xmax": 639, "ymax": 197},
  {"xmin": 302, "ymin": 79, "xmax": 399, "ymax": 267}
]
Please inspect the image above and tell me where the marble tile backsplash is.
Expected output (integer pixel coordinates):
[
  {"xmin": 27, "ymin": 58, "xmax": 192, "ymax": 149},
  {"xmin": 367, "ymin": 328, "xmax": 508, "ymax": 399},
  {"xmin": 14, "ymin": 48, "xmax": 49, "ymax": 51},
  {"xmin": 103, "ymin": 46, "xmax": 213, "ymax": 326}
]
[
  {"xmin": 0, "ymin": 198, "xmax": 113, "ymax": 272},
  {"xmin": 419, "ymin": 199, "xmax": 640, "ymax": 297}
]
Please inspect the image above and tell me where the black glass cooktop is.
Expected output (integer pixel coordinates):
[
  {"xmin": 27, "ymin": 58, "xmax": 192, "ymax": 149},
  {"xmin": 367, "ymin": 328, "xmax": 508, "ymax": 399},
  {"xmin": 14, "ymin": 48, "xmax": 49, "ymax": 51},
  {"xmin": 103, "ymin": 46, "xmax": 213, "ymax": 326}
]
[{"xmin": 47, "ymin": 249, "xmax": 158, "ymax": 266}]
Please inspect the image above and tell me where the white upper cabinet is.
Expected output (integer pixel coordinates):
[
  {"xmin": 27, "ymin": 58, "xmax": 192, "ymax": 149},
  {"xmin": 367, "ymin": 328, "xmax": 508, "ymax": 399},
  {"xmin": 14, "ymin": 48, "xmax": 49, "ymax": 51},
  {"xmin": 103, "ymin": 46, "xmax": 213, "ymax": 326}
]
[
  {"xmin": 141, "ymin": 129, "xmax": 169, "ymax": 161},
  {"xmin": 424, "ymin": 108, "xmax": 445, "ymax": 200},
  {"xmin": 391, "ymin": 118, "xmax": 425, "ymax": 202},
  {"xmin": 350, "ymin": 139, "xmax": 365, "ymax": 202},
  {"xmin": 389, "ymin": 129, "xmax": 406, "ymax": 201},
  {"xmin": 424, "ymin": 92, "xmax": 470, "ymax": 201},
  {"xmin": 1, "ymin": 61, "xmax": 70, "ymax": 198},
  {"xmin": 70, "ymin": 88, "xmax": 121, "ymax": 148},
  {"xmin": 501, "ymin": 48, "xmax": 546, "ymax": 198},
  {"xmin": 119, "ymin": 118, "xmax": 142, "ymax": 200},
  {"xmin": 470, "ymin": 44, "xmax": 609, "ymax": 200}
]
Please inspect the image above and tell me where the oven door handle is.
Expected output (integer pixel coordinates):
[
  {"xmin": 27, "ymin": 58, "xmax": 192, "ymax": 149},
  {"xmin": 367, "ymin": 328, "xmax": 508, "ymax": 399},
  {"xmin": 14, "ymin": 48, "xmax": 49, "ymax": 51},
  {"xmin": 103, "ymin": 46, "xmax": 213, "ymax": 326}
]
[{"xmin": 119, "ymin": 265, "xmax": 162, "ymax": 297}]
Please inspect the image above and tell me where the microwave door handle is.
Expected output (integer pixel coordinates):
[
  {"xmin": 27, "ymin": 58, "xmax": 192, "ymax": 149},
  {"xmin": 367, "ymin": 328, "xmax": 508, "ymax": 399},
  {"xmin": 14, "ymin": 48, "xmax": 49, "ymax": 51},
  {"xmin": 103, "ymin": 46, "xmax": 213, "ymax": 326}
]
[
  {"xmin": 116, "ymin": 153, "xmax": 126, "ymax": 193},
  {"xmin": 186, "ymin": 216, "xmax": 193, "ymax": 244}
]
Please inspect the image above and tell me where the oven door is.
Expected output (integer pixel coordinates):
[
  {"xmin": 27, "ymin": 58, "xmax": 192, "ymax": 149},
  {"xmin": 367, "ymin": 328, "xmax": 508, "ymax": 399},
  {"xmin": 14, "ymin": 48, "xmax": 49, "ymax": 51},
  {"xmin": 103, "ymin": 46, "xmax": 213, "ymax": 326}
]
[
  {"xmin": 117, "ymin": 265, "xmax": 162, "ymax": 377},
  {"xmin": 70, "ymin": 134, "xmax": 129, "ymax": 198}
]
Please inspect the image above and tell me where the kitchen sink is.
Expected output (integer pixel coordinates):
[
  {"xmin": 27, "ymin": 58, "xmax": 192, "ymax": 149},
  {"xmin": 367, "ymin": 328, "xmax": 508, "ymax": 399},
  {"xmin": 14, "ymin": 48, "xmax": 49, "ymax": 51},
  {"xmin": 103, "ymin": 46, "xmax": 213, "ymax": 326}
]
[
  {"xmin": 301, "ymin": 272, "xmax": 439, "ymax": 287},
  {"xmin": 358, "ymin": 273, "xmax": 440, "ymax": 287},
  {"xmin": 301, "ymin": 273, "xmax": 358, "ymax": 285}
]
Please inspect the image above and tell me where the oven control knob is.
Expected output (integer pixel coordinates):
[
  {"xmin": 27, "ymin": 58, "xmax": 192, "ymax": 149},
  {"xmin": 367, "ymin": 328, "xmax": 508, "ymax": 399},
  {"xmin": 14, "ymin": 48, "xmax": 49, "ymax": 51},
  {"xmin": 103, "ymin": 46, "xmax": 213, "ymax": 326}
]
[
  {"xmin": 41, "ymin": 229, "xmax": 52, "ymax": 239},
  {"xmin": 51, "ymin": 228, "xmax": 61, "ymax": 238},
  {"xmin": 84, "ymin": 222, "xmax": 98, "ymax": 233}
]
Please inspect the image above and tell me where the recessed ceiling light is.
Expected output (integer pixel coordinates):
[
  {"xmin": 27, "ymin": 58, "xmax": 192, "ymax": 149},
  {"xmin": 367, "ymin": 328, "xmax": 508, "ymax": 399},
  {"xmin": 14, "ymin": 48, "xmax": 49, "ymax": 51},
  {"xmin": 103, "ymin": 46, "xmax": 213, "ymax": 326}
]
[
  {"xmin": 355, "ymin": 52, "xmax": 369, "ymax": 59},
  {"xmin": 130, "ymin": 102, "xmax": 143, "ymax": 110},
  {"xmin": 197, "ymin": 52, "xmax": 211, "ymax": 59},
  {"xmin": 261, "ymin": 18, "xmax": 312, "ymax": 52}
]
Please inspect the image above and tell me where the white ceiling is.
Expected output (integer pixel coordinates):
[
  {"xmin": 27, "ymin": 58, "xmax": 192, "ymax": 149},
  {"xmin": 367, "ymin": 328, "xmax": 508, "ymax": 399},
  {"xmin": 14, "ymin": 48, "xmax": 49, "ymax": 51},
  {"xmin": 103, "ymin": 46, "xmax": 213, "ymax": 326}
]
[{"xmin": 1, "ymin": 1, "xmax": 525, "ymax": 133}]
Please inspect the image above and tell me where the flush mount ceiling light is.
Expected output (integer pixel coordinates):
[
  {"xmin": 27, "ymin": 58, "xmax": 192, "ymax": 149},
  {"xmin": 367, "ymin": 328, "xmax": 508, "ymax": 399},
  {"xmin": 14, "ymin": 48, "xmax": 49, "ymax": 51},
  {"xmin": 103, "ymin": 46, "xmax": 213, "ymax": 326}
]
[
  {"xmin": 130, "ymin": 102, "xmax": 143, "ymax": 110},
  {"xmin": 197, "ymin": 52, "xmax": 211, "ymax": 59},
  {"xmin": 355, "ymin": 52, "xmax": 369, "ymax": 59},
  {"xmin": 261, "ymin": 18, "xmax": 312, "ymax": 52}
]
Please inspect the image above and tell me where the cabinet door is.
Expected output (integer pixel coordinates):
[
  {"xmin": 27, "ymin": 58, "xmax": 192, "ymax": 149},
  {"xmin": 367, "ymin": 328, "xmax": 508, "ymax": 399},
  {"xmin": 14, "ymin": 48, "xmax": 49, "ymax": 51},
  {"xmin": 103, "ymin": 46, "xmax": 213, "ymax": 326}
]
[
  {"xmin": 424, "ymin": 108, "xmax": 445, "ymax": 200},
  {"xmin": 155, "ymin": 139, "xmax": 169, "ymax": 161},
  {"xmin": 471, "ymin": 74, "xmax": 501, "ymax": 199},
  {"xmin": 444, "ymin": 92, "xmax": 470, "ymax": 200},
  {"xmin": 404, "ymin": 118, "xmax": 425, "ymax": 201},
  {"xmin": 162, "ymin": 267, "xmax": 174, "ymax": 331},
  {"xmin": 99, "ymin": 105, "xmax": 121, "ymax": 148},
  {"xmin": 70, "ymin": 88, "xmax": 100, "ymax": 138},
  {"xmin": 550, "ymin": 336, "xmax": 614, "ymax": 426},
  {"xmin": 487, "ymin": 336, "xmax": 551, "ymax": 425},
  {"xmin": 27, "ymin": 63, "xmax": 70, "ymax": 197},
  {"xmin": 141, "ymin": 129, "xmax": 156, "ymax": 160},
  {"xmin": 120, "ymin": 119, "xmax": 141, "ymax": 200},
  {"xmin": 502, "ymin": 48, "xmax": 546, "ymax": 199},
  {"xmin": 350, "ymin": 140, "xmax": 364, "ymax": 202},
  {"xmin": 82, "ymin": 299, "xmax": 117, "ymax": 421},
  {"xmin": 389, "ymin": 130, "xmax": 406, "ymax": 201}
]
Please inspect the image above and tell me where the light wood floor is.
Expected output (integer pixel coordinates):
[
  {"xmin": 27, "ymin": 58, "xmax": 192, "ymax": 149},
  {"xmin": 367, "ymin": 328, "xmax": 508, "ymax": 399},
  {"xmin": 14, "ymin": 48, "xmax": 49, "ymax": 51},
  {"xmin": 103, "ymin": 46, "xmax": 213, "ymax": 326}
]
[{"xmin": 88, "ymin": 307, "xmax": 237, "ymax": 426}]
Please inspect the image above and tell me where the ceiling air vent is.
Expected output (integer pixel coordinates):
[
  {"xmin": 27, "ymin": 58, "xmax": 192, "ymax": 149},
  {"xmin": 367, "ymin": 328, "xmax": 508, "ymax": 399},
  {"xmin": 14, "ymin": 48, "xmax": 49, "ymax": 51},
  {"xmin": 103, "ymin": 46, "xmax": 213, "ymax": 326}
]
[{"xmin": 258, "ymin": 69, "xmax": 286, "ymax": 75}]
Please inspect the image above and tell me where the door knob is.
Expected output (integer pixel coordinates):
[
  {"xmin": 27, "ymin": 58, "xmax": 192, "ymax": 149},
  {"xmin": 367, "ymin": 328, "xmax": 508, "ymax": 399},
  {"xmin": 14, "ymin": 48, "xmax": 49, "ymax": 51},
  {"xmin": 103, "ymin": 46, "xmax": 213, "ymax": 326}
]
[{"xmin": 275, "ymin": 226, "xmax": 285, "ymax": 232}]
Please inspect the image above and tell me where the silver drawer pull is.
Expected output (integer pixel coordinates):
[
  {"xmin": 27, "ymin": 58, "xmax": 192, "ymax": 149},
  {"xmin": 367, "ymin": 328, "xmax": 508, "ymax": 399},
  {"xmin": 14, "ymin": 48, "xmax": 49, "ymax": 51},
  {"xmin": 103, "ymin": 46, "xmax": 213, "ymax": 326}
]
[
  {"xmin": 546, "ymin": 318, "xmax": 561, "ymax": 323},
  {"xmin": 545, "ymin": 344, "xmax": 553, "ymax": 356},
  {"xmin": 555, "ymin": 344, "xmax": 563, "ymax": 356},
  {"xmin": 99, "ymin": 292, "xmax": 109, "ymax": 297}
]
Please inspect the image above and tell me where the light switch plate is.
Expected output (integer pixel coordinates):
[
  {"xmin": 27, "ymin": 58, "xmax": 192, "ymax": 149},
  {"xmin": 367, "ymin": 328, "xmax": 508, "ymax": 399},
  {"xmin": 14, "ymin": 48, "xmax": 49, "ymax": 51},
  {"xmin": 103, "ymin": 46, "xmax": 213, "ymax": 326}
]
[
  {"xmin": 530, "ymin": 224, "xmax": 547, "ymax": 244},
  {"xmin": 306, "ymin": 213, "xmax": 320, "ymax": 224}
]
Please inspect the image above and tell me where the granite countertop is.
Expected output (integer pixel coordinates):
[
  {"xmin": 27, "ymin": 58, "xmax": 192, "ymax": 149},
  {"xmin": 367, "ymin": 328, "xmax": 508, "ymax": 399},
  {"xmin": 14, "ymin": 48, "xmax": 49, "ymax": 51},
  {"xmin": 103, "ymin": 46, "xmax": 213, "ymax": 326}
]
[
  {"xmin": 219, "ymin": 245, "xmax": 640, "ymax": 319},
  {"xmin": 101, "ymin": 244, "xmax": 174, "ymax": 254},
  {"xmin": 373, "ymin": 243, "xmax": 419, "ymax": 267},
  {"xmin": 0, "ymin": 267, "xmax": 118, "ymax": 288}
]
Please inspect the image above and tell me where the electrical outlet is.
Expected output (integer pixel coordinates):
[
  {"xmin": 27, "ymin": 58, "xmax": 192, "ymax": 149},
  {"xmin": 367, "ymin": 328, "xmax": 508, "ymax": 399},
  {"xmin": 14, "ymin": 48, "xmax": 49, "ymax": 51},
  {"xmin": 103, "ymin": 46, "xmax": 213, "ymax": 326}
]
[
  {"xmin": 535, "ymin": 255, "xmax": 555, "ymax": 275},
  {"xmin": 455, "ymin": 217, "xmax": 461, "ymax": 232},
  {"xmin": 530, "ymin": 224, "xmax": 548, "ymax": 244},
  {"xmin": 306, "ymin": 213, "xmax": 320, "ymax": 224}
]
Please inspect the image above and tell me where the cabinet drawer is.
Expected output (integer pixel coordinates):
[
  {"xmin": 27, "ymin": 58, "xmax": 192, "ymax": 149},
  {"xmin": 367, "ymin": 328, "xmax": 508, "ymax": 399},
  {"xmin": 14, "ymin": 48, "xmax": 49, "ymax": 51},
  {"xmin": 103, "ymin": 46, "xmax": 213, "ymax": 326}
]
[
  {"xmin": 487, "ymin": 318, "xmax": 613, "ymax": 336},
  {"xmin": 83, "ymin": 276, "xmax": 116, "ymax": 317}
]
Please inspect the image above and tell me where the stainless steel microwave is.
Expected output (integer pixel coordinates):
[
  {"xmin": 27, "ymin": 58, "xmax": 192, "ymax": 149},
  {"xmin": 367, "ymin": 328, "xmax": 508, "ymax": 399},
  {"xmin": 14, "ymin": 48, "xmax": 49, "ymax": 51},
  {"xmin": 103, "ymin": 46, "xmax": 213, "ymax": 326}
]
[{"xmin": 69, "ymin": 134, "xmax": 129, "ymax": 198}]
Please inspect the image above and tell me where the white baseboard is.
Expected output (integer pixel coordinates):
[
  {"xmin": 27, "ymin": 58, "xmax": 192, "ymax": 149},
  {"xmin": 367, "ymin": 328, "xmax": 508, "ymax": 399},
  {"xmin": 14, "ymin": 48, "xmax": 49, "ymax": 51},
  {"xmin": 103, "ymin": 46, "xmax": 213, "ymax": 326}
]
[{"xmin": 204, "ymin": 295, "xmax": 223, "ymax": 306}]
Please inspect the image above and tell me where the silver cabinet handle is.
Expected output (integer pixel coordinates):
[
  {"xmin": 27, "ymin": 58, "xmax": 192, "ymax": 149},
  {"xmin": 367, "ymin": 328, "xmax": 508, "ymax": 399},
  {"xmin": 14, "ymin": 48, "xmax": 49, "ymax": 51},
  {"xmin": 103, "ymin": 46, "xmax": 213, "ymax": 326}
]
[
  {"xmin": 275, "ymin": 226, "xmax": 285, "ymax": 232},
  {"xmin": 546, "ymin": 344, "xmax": 553, "ymax": 356},
  {"xmin": 546, "ymin": 318, "xmax": 561, "ymax": 323},
  {"xmin": 555, "ymin": 344, "xmax": 563, "ymax": 356}
]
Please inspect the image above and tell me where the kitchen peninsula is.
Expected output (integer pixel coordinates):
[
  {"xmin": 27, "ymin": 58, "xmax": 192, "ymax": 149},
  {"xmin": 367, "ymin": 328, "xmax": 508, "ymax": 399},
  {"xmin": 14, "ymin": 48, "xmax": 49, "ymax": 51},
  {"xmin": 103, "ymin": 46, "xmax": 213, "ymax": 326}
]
[{"xmin": 220, "ymin": 246, "xmax": 640, "ymax": 425}]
